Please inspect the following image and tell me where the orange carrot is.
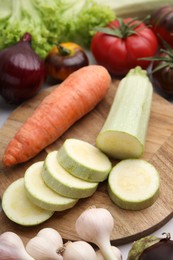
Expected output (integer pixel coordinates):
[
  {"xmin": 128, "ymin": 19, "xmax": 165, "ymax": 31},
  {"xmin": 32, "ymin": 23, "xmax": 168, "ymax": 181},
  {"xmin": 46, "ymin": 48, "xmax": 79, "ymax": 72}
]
[{"xmin": 3, "ymin": 65, "xmax": 111, "ymax": 167}]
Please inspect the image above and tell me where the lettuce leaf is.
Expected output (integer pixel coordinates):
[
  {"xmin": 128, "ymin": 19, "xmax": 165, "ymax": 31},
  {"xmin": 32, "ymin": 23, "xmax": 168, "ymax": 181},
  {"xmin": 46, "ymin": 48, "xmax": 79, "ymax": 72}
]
[
  {"xmin": 0, "ymin": 0, "xmax": 115, "ymax": 58},
  {"xmin": 0, "ymin": 0, "xmax": 62, "ymax": 58},
  {"xmin": 59, "ymin": 0, "xmax": 115, "ymax": 47}
]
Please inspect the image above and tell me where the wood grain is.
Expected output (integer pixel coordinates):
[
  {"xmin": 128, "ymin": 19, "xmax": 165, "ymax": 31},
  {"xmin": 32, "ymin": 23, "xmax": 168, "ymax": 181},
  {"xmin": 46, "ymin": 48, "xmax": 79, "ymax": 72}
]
[{"xmin": 0, "ymin": 80, "xmax": 173, "ymax": 246}]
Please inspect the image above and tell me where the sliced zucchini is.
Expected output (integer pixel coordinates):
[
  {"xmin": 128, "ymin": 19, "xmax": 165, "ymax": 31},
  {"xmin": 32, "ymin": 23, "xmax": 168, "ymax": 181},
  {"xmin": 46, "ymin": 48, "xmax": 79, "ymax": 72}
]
[
  {"xmin": 24, "ymin": 161, "xmax": 78, "ymax": 211},
  {"xmin": 2, "ymin": 178, "xmax": 54, "ymax": 226},
  {"xmin": 108, "ymin": 159, "xmax": 160, "ymax": 210},
  {"xmin": 42, "ymin": 151, "xmax": 98, "ymax": 199},
  {"xmin": 58, "ymin": 138, "xmax": 112, "ymax": 182}
]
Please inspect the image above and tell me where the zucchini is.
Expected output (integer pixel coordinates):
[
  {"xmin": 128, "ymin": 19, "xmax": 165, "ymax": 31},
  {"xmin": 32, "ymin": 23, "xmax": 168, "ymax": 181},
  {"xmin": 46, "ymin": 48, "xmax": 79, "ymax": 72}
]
[
  {"xmin": 58, "ymin": 138, "xmax": 112, "ymax": 182},
  {"xmin": 94, "ymin": 0, "xmax": 173, "ymax": 18},
  {"xmin": 96, "ymin": 66, "xmax": 153, "ymax": 160},
  {"xmin": 42, "ymin": 151, "xmax": 98, "ymax": 199},
  {"xmin": 108, "ymin": 159, "xmax": 160, "ymax": 210},
  {"xmin": 2, "ymin": 178, "xmax": 54, "ymax": 226},
  {"xmin": 24, "ymin": 161, "xmax": 78, "ymax": 211}
]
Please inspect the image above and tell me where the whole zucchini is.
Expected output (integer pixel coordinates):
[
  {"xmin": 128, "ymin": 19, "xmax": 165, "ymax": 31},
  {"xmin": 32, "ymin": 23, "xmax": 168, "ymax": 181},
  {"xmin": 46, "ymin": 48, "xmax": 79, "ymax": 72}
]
[{"xmin": 96, "ymin": 66, "xmax": 153, "ymax": 160}]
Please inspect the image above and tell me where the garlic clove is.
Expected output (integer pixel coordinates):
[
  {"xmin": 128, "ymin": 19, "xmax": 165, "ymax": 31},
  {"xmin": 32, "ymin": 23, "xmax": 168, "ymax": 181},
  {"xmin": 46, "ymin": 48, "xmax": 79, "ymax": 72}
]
[
  {"xmin": 75, "ymin": 207, "xmax": 116, "ymax": 260},
  {"xmin": 62, "ymin": 240, "xmax": 97, "ymax": 260},
  {"xmin": 37, "ymin": 227, "xmax": 63, "ymax": 248},
  {"xmin": 26, "ymin": 236, "xmax": 63, "ymax": 260},
  {"xmin": 75, "ymin": 207, "xmax": 114, "ymax": 243},
  {"xmin": 0, "ymin": 231, "xmax": 34, "ymax": 260},
  {"xmin": 96, "ymin": 246, "xmax": 122, "ymax": 260},
  {"xmin": 26, "ymin": 227, "xmax": 63, "ymax": 260}
]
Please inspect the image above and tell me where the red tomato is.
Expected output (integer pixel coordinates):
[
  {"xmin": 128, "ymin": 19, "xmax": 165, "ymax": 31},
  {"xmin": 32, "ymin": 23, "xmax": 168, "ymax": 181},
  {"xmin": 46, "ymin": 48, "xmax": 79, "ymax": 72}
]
[
  {"xmin": 150, "ymin": 5, "xmax": 173, "ymax": 48},
  {"xmin": 91, "ymin": 18, "xmax": 159, "ymax": 75}
]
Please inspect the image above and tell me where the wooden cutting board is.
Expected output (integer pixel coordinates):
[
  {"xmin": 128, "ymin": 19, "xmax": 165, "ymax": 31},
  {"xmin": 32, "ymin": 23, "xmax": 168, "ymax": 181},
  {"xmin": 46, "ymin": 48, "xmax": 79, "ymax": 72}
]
[{"xmin": 0, "ymin": 79, "xmax": 173, "ymax": 246}]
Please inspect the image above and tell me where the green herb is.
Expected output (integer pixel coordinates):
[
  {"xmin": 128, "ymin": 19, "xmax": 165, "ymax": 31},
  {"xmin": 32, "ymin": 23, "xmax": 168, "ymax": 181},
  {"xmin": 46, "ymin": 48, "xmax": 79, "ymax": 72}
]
[
  {"xmin": 139, "ymin": 37, "xmax": 173, "ymax": 73},
  {"xmin": 0, "ymin": 0, "xmax": 115, "ymax": 58}
]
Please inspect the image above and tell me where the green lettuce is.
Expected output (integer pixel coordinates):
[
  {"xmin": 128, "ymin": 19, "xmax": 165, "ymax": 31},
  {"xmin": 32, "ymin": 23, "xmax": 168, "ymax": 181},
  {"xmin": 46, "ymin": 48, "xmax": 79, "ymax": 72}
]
[
  {"xmin": 59, "ymin": 0, "xmax": 116, "ymax": 47},
  {"xmin": 0, "ymin": 0, "xmax": 115, "ymax": 58}
]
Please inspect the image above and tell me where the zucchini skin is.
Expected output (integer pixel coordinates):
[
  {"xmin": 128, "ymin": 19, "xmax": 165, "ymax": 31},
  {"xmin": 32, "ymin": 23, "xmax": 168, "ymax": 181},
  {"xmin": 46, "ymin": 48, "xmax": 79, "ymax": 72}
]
[{"xmin": 96, "ymin": 66, "xmax": 153, "ymax": 160}]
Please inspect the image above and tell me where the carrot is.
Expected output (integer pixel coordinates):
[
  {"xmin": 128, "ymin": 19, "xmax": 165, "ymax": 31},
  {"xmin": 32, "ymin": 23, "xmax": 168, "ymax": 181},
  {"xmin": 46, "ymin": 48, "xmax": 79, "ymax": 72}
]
[{"xmin": 3, "ymin": 65, "xmax": 111, "ymax": 167}]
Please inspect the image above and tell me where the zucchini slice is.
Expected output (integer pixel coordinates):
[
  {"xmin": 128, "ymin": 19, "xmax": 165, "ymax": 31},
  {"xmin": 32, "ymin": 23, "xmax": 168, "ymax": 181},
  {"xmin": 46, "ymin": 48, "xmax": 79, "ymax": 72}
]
[
  {"xmin": 58, "ymin": 138, "xmax": 112, "ymax": 182},
  {"xmin": 42, "ymin": 151, "xmax": 98, "ymax": 199},
  {"xmin": 2, "ymin": 178, "xmax": 54, "ymax": 226},
  {"xmin": 108, "ymin": 159, "xmax": 160, "ymax": 210},
  {"xmin": 24, "ymin": 161, "xmax": 78, "ymax": 211}
]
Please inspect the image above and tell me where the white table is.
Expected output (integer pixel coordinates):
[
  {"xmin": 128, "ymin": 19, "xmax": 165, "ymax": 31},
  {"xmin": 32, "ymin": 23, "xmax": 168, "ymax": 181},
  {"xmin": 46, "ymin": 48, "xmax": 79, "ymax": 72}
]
[{"xmin": 0, "ymin": 94, "xmax": 173, "ymax": 259}]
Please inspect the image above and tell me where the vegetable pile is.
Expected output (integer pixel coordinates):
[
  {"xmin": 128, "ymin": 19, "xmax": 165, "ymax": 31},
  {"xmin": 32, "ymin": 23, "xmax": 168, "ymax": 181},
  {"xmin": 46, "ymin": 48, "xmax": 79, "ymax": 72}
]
[
  {"xmin": 90, "ymin": 3, "xmax": 173, "ymax": 96},
  {"xmin": 0, "ymin": 36, "xmax": 90, "ymax": 104},
  {"xmin": 0, "ymin": 208, "xmax": 122, "ymax": 260},
  {"xmin": 2, "ymin": 66, "xmax": 160, "ymax": 215},
  {"xmin": 1, "ymin": 2, "xmax": 173, "ymax": 103},
  {"xmin": 2, "ymin": 65, "xmax": 111, "ymax": 167},
  {"xmin": 2, "ymin": 136, "xmax": 159, "ymax": 227},
  {"xmin": 2, "ymin": 2, "xmax": 172, "ymax": 256},
  {"xmin": 91, "ymin": 18, "xmax": 158, "ymax": 75},
  {"xmin": 0, "ymin": 0, "xmax": 115, "ymax": 58},
  {"xmin": 2, "ymin": 138, "xmax": 112, "ymax": 225}
]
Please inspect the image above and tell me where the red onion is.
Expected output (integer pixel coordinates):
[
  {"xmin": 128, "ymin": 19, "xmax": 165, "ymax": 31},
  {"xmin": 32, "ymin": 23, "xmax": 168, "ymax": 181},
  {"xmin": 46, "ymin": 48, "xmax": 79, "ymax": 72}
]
[{"xmin": 0, "ymin": 33, "xmax": 45, "ymax": 104}]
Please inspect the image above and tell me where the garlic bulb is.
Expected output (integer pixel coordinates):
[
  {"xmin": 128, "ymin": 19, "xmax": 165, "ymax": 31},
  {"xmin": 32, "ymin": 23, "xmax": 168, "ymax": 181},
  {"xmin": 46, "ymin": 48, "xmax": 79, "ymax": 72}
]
[
  {"xmin": 75, "ymin": 207, "xmax": 116, "ymax": 260},
  {"xmin": 37, "ymin": 227, "xmax": 63, "ymax": 246},
  {"xmin": 26, "ymin": 227, "xmax": 63, "ymax": 260},
  {"xmin": 96, "ymin": 246, "xmax": 122, "ymax": 260},
  {"xmin": 62, "ymin": 241, "xmax": 97, "ymax": 260},
  {"xmin": 0, "ymin": 231, "xmax": 34, "ymax": 260}
]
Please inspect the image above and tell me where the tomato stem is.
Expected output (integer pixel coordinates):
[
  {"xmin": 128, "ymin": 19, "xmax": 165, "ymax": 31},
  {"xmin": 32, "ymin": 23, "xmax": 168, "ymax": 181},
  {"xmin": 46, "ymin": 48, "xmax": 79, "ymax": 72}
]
[{"xmin": 94, "ymin": 18, "xmax": 143, "ymax": 39}]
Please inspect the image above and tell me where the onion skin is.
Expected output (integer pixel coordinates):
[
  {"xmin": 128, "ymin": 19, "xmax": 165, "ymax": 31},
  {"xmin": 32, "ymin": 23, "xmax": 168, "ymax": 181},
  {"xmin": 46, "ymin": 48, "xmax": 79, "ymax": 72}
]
[
  {"xmin": 127, "ymin": 233, "xmax": 173, "ymax": 260},
  {"xmin": 139, "ymin": 234, "xmax": 173, "ymax": 260},
  {"xmin": 0, "ymin": 33, "xmax": 45, "ymax": 104},
  {"xmin": 45, "ymin": 42, "xmax": 89, "ymax": 81}
]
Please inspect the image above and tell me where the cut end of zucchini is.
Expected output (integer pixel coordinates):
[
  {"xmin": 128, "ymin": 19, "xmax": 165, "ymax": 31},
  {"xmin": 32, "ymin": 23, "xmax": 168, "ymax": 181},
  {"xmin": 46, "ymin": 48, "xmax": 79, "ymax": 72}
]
[
  {"xmin": 58, "ymin": 138, "xmax": 112, "ymax": 182},
  {"xmin": 2, "ymin": 178, "xmax": 54, "ymax": 226},
  {"xmin": 96, "ymin": 66, "xmax": 153, "ymax": 160},
  {"xmin": 42, "ymin": 151, "xmax": 98, "ymax": 199},
  {"xmin": 24, "ymin": 161, "xmax": 78, "ymax": 211},
  {"xmin": 96, "ymin": 131, "xmax": 143, "ymax": 159},
  {"xmin": 108, "ymin": 159, "xmax": 160, "ymax": 210}
]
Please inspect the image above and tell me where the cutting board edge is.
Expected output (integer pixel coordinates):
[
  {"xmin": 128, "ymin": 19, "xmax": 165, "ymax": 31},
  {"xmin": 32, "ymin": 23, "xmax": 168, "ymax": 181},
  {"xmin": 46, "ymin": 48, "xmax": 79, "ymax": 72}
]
[{"xmin": 111, "ymin": 211, "xmax": 173, "ymax": 246}]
